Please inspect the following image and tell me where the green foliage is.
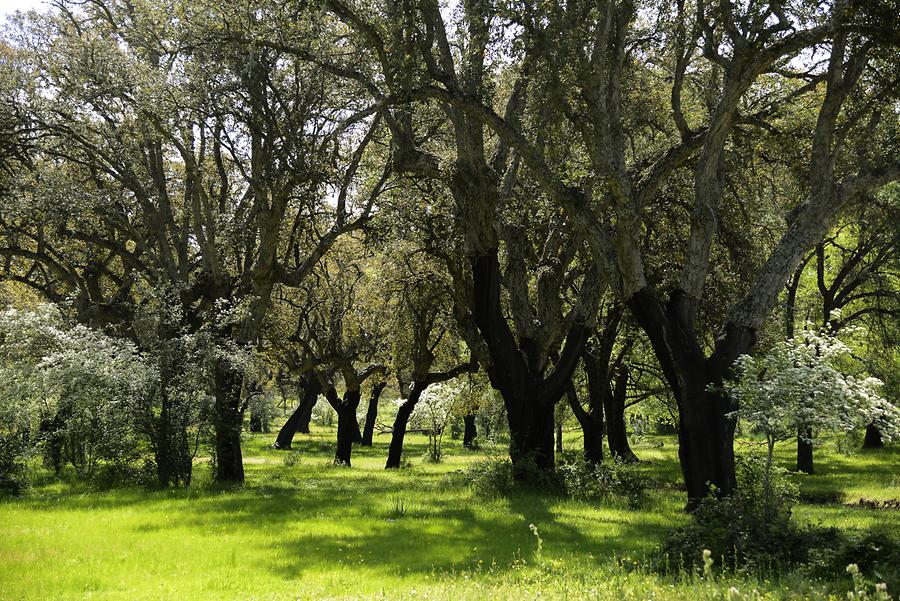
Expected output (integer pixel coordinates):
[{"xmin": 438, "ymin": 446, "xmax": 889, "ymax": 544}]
[
  {"xmin": 462, "ymin": 453, "xmax": 647, "ymax": 507},
  {"xmin": 0, "ymin": 432, "xmax": 30, "ymax": 495},
  {"xmin": 556, "ymin": 452, "xmax": 647, "ymax": 508},
  {"xmin": 459, "ymin": 457, "xmax": 519, "ymax": 498},
  {"xmin": 658, "ymin": 455, "xmax": 803, "ymax": 572},
  {"xmin": 803, "ymin": 527, "xmax": 900, "ymax": 596},
  {"xmin": 0, "ymin": 306, "xmax": 156, "ymax": 486}
]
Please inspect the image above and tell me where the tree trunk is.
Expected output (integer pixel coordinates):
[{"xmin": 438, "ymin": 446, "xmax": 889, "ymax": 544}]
[
  {"xmin": 329, "ymin": 388, "xmax": 362, "ymax": 466},
  {"xmin": 386, "ymin": 384, "xmax": 424, "ymax": 468},
  {"xmin": 676, "ymin": 375, "xmax": 738, "ymax": 507},
  {"xmin": 506, "ymin": 395, "xmax": 557, "ymax": 474},
  {"xmin": 469, "ymin": 251, "xmax": 586, "ymax": 477},
  {"xmin": 604, "ymin": 368, "xmax": 638, "ymax": 463},
  {"xmin": 566, "ymin": 384, "xmax": 604, "ymax": 464},
  {"xmin": 153, "ymin": 387, "xmax": 192, "ymax": 487},
  {"xmin": 335, "ymin": 404, "xmax": 357, "ymax": 466},
  {"xmin": 296, "ymin": 399, "xmax": 314, "ymax": 434},
  {"xmin": 582, "ymin": 420, "xmax": 604, "ymax": 464},
  {"xmin": 361, "ymin": 382, "xmax": 386, "ymax": 446},
  {"xmin": 352, "ymin": 416, "xmax": 363, "ymax": 444},
  {"xmin": 462, "ymin": 413, "xmax": 477, "ymax": 448},
  {"xmin": 249, "ymin": 412, "xmax": 263, "ymax": 433},
  {"xmin": 273, "ymin": 376, "xmax": 321, "ymax": 450},
  {"xmin": 213, "ymin": 360, "xmax": 245, "ymax": 483},
  {"xmin": 628, "ymin": 289, "xmax": 751, "ymax": 507},
  {"xmin": 556, "ymin": 421, "xmax": 564, "ymax": 453},
  {"xmin": 863, "ymin": 423, "xmax": 884, "ymax": 449},
  {"xmin": 797, "ymin": 425, "xmax": 814, "ymax": 473}
]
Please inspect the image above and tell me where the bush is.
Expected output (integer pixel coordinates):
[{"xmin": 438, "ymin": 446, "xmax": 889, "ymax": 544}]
[
  {"xmin": 658, "ymin": 455, "xmax": 804, "ymax": 572},
  {"xmin": 803, "ymin": 527, "xmax": 900, "ymax": 594},
  {"xmin": 462, "ymin": 453, "xmax": 647, "ymax": 506},
  {"xmin": 557, "ymin": 452, "xmax": 646, "ymax": 507},
  {"xmin": 659, "ymin": 454, "xmax": 899, "ymax": 585},
  {"xmin": 88, "ymin": 460, "xmax": 156, "ymax": 490},
  {"xmin": 0, "ymin": 434, "xmax": 30, "ymax": 495},
  {"xmin": 460, "ymin": 458, "xmax": 518, "ymax": 498}
]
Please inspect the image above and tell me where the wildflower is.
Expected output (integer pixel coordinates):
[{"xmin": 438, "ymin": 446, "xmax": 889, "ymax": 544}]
[{"xmin": 846, "ymin": 563, "xmax": 859, "ymax": 575}]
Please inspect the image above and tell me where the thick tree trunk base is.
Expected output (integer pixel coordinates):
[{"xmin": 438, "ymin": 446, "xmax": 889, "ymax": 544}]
[
  {"xmin": 863, "ymin": 423, "xmax": 884, "ymax": 449},
  {"xmin": 508, "ymin": 401, "xmax": 556, "ymax": 478},
  {"xmin": 213, "ymin": 363, "xmax": 245, "ymax": 484},
  {"xmin": 797, "ymin": 426, "xmax": 814, "ymax": 474},
  {"xmin": 462, "ymin": 414, "xmax": 477, "ymax": 449}
]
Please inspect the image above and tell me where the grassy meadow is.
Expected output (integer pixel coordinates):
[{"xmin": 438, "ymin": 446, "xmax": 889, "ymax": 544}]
[{"xmin": 1, "ymin": 426, "xmax": 898, "ymax": 600}]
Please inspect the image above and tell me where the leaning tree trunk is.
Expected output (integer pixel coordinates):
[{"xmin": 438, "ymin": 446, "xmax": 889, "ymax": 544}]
[
  {"xmin": 212, "ymin": 360, "xmax": 245, "ymax": 483},
  {"xmin": 361, "ymin": 382, "xmax": 386, "ymax": 446},
  {"xmin": 296, "ymin": 400, "xmax": 314, "ymax": 434},
  {"xmin": 273, "ymin": 376, "xmax": 321, "ymax": 450},
  {"xmin": 386, "ymin": 384, "xmax": 425, "ymax": 469},
  {"xmin": 462, "ymin": 413, "xmax": 477, "ymax": 448},
  {"xmin": 797, "ymin": 425, "xmax": 814, "ymax": 473},
  {"xmin": 863, "ymin": 423, "xmax": 884, "ymax": 449}
]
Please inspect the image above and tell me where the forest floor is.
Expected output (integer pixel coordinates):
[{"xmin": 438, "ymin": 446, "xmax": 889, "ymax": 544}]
[{"xmin": 1, "ymin": 426, "xmax": 898, "ymax": 600}]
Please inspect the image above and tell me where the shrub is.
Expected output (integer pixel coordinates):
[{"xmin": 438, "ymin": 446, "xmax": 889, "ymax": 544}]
[
  {"xmin": 463, "ymin": 453, "xmax": 647, "ymax": 505},
  {"xmin": 461, "ymin": 458, "xmax": 518, "ymax": 498},
  {"xmin": 557, "ymin": 452, "xmax": 646, "ymax": 507},
  {"xmin": 803, "ymin": 527, "xmax": 900, "ymax": 595},
  {"xmin": 88, "ymin": 460, "xmax": 155, "ymax": 490},
  {"xmin": 0, "ymin": 434, "xmax": 30, "ymax": 495},
  {"xmin": 658, "ymin": 455, "xmax": 804, "ymax": 572}
]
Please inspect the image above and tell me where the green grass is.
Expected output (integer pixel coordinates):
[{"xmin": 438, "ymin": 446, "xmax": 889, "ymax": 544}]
[{"xmin": 1, "ymin": 426, "xmax": 897, "ymax": 600}]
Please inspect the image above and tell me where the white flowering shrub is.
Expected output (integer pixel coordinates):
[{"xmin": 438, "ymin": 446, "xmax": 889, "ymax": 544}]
[
  {"xmin": 0, "ymin": 305, "xmax": 156, "ymax": 483},
  {"xmin": 410, "ymin": 381, "xmax": 465, "ymax": 462},
  {"xmin": 725, "ymin": 326, "xmax": 899, "ymax": 476}
]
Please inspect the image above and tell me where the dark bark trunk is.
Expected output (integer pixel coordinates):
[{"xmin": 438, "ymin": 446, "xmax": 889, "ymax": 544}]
[
  {"xmin": 361, "ymin": 382, "xmax": 386, "ymax": 446},
  {"xmin": 628, "ymin": 289, "xmax": 752, "ymax": 508},
  {"xmin": 213, "ymin": 360, "xmax": 245, "ymax": 483},
  {"xmin": 556, "ymin": 421, "xmax": 563, "ymax": 453},
  {"xmin": 507, "ymin": 395, "xmax": 557, "ymax": 474},
  {"xmin": 335, "ymin": 405, "xmax": 357, "ymax": 466},
  {"xmin": 249, "ymin": 412, "xmax": 263, "ymax": 433},
  {"xmin": 863, "ymin": 423, "xmax": 884, "ymax": 449},
  {"xmin": 462, "ymin": 413, "xmax": 477, "ymax": 448},
  {"xmin": 604, "ymin": 369, "xmax": 638, "ymax": 463},
  {"xmin": 153, "ymin": 389, "xmax": 192, "ymax": 487},
  {"xmin": 582, "ymin": 420, "xmax": 604, "ymax": 464},
  {"xmin": 329, "ymin": 388, "xmax": 362, "ymax": 466},
  {"xmin": 797, "ymin": 425, "xmax": 814, "ymax": 473},
  {"xmin": 386, "ymin": 384, "xmax": 424, "ymax": 468},
  {"xmin": 469, "ymin": 251, "xmax": 587, "ymax": 477},
  {"xmin": 273, "ymin": 376, "xmax": 321, "ymax": 450},
  {"xmin": 296, "ymin": 400, "xmax": 314, "ymax": 434},
  {"xmin": 566, "ymin": 384, "xmax": 604, "ymax": 464}
]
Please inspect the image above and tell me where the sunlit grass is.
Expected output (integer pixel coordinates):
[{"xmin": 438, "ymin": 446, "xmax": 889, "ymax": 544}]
[{"xmin": 0, "ymin": 425, "xmax": 896, "ymax": 600}]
